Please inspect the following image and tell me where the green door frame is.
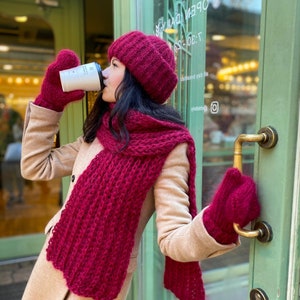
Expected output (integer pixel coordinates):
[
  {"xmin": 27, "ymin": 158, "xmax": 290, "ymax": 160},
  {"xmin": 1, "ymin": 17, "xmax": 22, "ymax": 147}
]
[
  {"xmin": 0, "ymin": 0, "xmax": 85, "ymax": 260},
  {"xmin": 250, "ymin": 0, "xmax": 300, "ymax": 298},
  {"xmin": 113, "ymin": 0, "xmax": 137, "ymax": 37}
]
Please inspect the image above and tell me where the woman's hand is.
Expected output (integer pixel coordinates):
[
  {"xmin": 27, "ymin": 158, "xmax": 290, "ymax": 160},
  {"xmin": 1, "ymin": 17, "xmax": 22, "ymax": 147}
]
[
  {"xmin": 34, "ymin": 49, "xmax": 85, "ymax": 111},
  {"xmin": 203, "ymin": 168, "xmax": 260, "ymax": 244}
]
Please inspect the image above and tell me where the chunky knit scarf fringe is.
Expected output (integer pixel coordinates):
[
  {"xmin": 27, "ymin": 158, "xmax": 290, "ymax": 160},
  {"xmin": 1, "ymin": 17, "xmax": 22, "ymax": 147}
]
[{"xmin": 46, "ymin": 109, "xmax": 204, "ymax": 300}]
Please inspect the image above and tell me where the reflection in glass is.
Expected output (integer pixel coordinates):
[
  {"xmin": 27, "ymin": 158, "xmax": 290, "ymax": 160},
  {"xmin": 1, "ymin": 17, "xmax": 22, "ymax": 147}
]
[
  {"xmin": 201, "ymin": 0, "xmax": 261, "ymax": 298},
  {"xmin": 203, "ymin": 1, "xmax": 261, "ymax": 205},
  {"xmin": 0, "ymin": 14, "xmax": 59, "ymax": 238}
]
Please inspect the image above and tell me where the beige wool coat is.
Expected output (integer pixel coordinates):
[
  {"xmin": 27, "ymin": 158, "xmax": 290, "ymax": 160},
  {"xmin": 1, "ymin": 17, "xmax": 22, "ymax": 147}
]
[{"xmin": 21, "ymin": 103, "xmax": 238, "ymax": 300}]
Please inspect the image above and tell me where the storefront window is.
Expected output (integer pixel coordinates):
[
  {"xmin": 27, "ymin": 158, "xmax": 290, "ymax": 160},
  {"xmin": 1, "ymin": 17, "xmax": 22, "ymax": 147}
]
[{"xmin": 0, "ymin": 14, "xmax": 57, "ymax": 237}]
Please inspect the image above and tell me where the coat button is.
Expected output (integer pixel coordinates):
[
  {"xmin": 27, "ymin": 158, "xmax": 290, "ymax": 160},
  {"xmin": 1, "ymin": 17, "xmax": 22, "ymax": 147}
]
[{"xmin": 71, "ymin": 175, "xmax": 75, "ymax": 182}]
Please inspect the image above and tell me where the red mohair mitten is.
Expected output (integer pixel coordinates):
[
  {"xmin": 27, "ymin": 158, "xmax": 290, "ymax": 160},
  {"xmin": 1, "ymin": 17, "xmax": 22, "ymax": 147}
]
[
  {"xmin": 34, "ymin": 49, "xmax": 85, "ymax": 111},
  {"xmin": 203, "ymin": 168, "xmax": 260, "ymax": 244}
]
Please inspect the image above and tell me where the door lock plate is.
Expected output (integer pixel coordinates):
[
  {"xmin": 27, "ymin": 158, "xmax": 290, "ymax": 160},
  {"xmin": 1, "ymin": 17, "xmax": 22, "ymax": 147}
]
[{"xmin": 254, "ymin": 221, "xmax": 273, "ymax": 243}]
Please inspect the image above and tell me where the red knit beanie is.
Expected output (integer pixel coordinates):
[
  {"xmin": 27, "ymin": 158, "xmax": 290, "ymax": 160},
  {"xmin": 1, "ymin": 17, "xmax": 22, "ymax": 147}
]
[{"xmin": 108, "ymin": 31, "xmax": 178, "ymax": 104}]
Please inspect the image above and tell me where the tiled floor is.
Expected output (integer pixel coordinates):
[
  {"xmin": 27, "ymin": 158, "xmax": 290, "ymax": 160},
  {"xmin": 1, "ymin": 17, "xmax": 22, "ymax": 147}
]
[
  {"xmin": 0, "ymin": 258, "xmax": 35, "ymax": 299},
  {"xmin": 0, "ymin": 282, "xmax": 27, "ymax": 300}
]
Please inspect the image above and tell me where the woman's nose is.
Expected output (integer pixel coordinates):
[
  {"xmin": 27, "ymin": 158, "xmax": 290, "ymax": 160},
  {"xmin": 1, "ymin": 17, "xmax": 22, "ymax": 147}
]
[{"xmin": 102, "ymin": 67, "xmax": 109, "ymax": 79}]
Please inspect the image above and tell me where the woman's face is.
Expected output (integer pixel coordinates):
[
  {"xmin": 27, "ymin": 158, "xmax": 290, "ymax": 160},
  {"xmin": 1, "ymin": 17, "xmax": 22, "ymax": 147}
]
[{"xmin": 102, "ymin": 57, "xmax": 126, "ymax": 103}]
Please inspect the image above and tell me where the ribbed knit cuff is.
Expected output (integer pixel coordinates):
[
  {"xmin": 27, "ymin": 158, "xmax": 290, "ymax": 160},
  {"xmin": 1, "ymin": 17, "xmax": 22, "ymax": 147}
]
[
  {"xmin": 203, "ymin": 209, "xmax": 238, "ymax": 245},
  {"xmin": 34, "ymin": 95, "xmax": 63, "ymax": 112}
]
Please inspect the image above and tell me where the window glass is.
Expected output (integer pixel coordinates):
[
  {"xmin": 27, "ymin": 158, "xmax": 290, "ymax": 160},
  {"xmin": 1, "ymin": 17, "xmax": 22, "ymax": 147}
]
[
  {"xmin": 0, "ymin": 13, "xmax": 57, "ymax": 237},
  {"xmin": 201, "ymin": 1, "xmax": 261, "ymax": 298}
]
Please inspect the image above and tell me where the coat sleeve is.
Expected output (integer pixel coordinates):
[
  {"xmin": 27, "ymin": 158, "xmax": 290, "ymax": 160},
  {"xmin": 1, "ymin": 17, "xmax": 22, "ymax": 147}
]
[
  {"xmin": 154, "ymin": 143, "xmax": 239, "ymax": 262},
  {"xmin": 21, "ymin": 102, "xmax": 82, "ymax": 181}
]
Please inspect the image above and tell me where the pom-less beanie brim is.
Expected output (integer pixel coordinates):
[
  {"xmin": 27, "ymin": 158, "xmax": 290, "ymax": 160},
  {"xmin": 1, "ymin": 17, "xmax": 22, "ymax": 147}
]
[{"xmin": 108, "ymin": 31, "xmax": 178, "ymax": 104}]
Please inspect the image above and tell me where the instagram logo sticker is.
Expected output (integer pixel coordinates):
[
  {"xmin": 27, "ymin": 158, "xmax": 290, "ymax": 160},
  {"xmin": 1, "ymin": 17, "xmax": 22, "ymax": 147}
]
[{"xmin": 210, "ymin": 101, "xmax": 219, "ymax": 114}]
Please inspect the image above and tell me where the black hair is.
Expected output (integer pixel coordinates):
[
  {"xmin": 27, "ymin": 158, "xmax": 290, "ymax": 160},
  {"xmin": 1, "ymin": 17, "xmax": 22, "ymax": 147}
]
[{"xmin": 83, "ymin": 68, "xmax": 184, "ymax": 147}]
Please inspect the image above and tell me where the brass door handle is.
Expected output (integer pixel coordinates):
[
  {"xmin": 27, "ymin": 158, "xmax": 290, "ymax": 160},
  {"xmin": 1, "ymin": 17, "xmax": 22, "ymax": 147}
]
[{"xmin": 233, "ymin": 126, "xmax": 278, "ymax": 242}]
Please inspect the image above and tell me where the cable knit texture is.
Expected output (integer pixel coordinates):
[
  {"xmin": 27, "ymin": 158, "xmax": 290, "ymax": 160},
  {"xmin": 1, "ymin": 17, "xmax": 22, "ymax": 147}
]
[
  {"xmin": 34, "ymin": 49, "xmax": 85, "ymax": 112},
  {"xmin": 203, "ymin": 168, "xmax": 260, "ymax": 244},
  {"xmin": 108, "ymin": 31, "xmax": 178, "ymax": 104},
  {"xmin": 46, "ymin": 109, "xmax": 204, "ymax": 300}
]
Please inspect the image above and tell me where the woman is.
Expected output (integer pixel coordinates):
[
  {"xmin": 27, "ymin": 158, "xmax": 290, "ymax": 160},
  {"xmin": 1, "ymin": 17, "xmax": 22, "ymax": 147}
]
[{"xmin": 21, "ymin": 31, "xmax": 260, "ymax": 300}]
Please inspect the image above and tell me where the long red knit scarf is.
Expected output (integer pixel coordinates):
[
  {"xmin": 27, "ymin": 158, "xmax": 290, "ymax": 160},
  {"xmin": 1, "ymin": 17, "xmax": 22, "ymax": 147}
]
[{"xmin": 46, "ymin": 109, "xmax": 204, "ymax": 299}]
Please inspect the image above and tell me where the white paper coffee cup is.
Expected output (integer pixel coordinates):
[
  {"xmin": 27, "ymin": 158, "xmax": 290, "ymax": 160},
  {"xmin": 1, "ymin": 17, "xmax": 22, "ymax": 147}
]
[{"xmin": 59, "ymin": 62, "xmax": 103, "ymax": 92}]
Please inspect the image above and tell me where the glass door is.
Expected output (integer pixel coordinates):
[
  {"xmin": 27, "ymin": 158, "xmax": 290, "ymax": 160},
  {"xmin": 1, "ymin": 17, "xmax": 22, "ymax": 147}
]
[
  {"xmin": 125, "ymin": 0, "xmax": 263, "ymax": 299},
  {"xmin": 202, "ymin": 1, "xmax": 261, "ymax": 299}
]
